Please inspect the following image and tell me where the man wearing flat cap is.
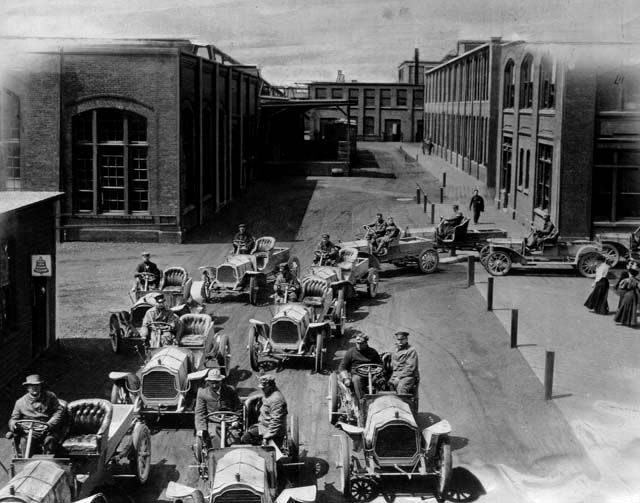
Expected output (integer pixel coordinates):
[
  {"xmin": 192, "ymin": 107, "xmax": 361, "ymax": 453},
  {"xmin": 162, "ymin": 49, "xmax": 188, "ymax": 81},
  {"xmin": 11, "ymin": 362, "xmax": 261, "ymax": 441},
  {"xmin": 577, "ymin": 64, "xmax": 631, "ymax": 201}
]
[
  {"xmin": 313, "ymin": 233, "xmax": 340, "ymax": 266},
  {"xmin": 194, "ymin": 369, "xmax": 242, "ymax": 450},
  {"xmin": 529, "ymin": 210, "xmax": 557, "ymax": 250},
  {"xmin": 388, "ymin": 332, "xmax": 420, "ymax": 395},
  {"xmin": 140, "ymin": 293, "xmax": 183, "ymax": 347},
  {"xmin": 241, "ymin": 374, "xmax": 288, "ymax": 447},
  {"xmin": 233, "ymin": 224, "xmax": 255, "ymax": 255},
  {"xmin": 274, "ymin": 263, "xmax": 301, "ymax": 302},
  {"xmin": 339, "ymin": 333, "xmax": 382, "ymax": 401},
  {"xmin": 8, "ymin": 375, "xmax": 66, "ymax": 456},
  {"xmin": 132, "ymin": 251, "xmax": 161, "ymax": 295}
]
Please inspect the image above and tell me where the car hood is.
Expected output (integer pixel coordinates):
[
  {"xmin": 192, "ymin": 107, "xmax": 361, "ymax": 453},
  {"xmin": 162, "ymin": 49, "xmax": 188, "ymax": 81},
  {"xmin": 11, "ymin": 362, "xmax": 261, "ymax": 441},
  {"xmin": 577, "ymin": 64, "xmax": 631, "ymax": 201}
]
[
  {"xmin": 212, "ymin": 448, "xmax": 265, "ymax": 494},
  {"xmin": 364, "ymin": 395, "xmax": 417, "ymax": 443}
]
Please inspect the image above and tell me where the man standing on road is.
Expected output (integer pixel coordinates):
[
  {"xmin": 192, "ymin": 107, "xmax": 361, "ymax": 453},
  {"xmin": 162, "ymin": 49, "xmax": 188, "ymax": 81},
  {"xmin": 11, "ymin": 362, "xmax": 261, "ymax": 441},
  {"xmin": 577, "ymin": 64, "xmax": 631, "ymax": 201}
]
[
  {"xmin": 468, "ymin": 189, "xmax": 485, "ymax": 225},
  {"xmin": 9, "ymin": 375, "xmax": 66, "ymax": 456},
  {"xmin": 140, "ymin": 293, "xmax": 183, "ymax": 346},
  {"xmin": 241, "ymin": 375, "xmax": 288, "ymax": 447},
  {"xmin": 388, "ymin": 331, "xmax": 419, "ymax": 395},
  {"xmin": 339, "ymin": 333, "xmax": 382, "ymax": 401}
]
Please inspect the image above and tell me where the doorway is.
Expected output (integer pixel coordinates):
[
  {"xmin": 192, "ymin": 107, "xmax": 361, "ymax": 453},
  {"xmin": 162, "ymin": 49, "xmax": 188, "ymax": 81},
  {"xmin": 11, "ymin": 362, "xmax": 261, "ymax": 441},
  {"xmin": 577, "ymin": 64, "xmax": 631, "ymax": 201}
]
[{"xmin": 384, "ymin": 120, "xmax": 402, "ymax": 141}]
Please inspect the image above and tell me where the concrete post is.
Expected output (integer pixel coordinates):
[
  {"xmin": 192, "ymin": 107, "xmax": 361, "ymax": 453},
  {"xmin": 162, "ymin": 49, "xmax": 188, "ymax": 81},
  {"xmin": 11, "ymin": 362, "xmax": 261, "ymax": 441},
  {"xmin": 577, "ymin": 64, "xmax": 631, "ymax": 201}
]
[
  {"xmin": 545, "ymin": 351, "xmax": 555, "ymax": 400},
  {"xmin": 487, "ymin": 277, "xmax": 494, "ymax": 311},
  {"xmin": 430, "ymin": 204, "xmax": 435, "ymax": 224},
  {"xmin": 442, "ymin": 172, "xmax": 447, "ymax": 187},
  {"xmin": 440, "ymin": 187, "xmax": 444, "ymax": 204},
  {"xmin": 510, "ymin": 309, "xmax": 518, "ymax": 348},
  {"xmin": 416, "ymin": 188, "xmax": 421, "ymax": 204},
  {"xmin": 467, "ymin": 256, "xmax": 475, "ymax": 287}
]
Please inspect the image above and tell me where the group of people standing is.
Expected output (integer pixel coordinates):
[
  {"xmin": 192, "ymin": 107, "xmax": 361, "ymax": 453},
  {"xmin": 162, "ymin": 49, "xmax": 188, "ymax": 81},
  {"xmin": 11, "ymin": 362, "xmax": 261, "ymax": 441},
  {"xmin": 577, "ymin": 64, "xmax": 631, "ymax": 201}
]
[{"xmin": 585, "ymin": 258, "xmax": 639, "ymax": 327}]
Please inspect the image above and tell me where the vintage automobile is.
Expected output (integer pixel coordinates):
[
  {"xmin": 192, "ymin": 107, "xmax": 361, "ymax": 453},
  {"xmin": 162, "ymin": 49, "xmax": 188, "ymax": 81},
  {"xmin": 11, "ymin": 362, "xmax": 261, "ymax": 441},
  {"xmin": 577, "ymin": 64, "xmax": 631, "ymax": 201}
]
[
  {"xmin": 248, "ymin": 302, "xmax": 331, "ymax": 374},
  {"xmin": 409, "ymin": 218, "xmax": 509, "ymax": 254},
  {"xmin": 594, "ymin": 225, "xmax": 640, "ymax": 267},
  {"xmin": 109, "ymin": 313, "xmax": 231, "ymax": 418},
  {"xmin": 2, "ymin": 400, "xmax": 151, "ymax": 502},
  {"xmin": 481, "ymin": 236, "xmax": 604, "ymax": 277},
  {"xmin": 191, "ymin": 237, "xmax": 300, "ymax": 306},
  {"xmin": 333, "ymin": 393, "xmax": 452, "ymax": 502},
  {"xmin": 341, "ymin": 228, "xmax": 440, "ymax": 274}
]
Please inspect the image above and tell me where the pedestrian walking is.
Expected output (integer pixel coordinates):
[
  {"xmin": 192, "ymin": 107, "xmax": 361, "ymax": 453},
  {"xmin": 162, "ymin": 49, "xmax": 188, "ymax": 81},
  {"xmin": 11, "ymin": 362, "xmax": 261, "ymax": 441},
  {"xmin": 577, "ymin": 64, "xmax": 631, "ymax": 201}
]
[
  {"xmin": 613, "ymin": 263, "xmax": 639, "ymax": 327},
  {"xmin": 468, "ymin": 189, "xmax": 485, "ymax": 224},
  {"xmin": 584, "ymin": 255, "xmax": 610, "ymax": 314},
  {"xmin": 426, "ymin": 137, "xmax": 434, "ymax": 155}
]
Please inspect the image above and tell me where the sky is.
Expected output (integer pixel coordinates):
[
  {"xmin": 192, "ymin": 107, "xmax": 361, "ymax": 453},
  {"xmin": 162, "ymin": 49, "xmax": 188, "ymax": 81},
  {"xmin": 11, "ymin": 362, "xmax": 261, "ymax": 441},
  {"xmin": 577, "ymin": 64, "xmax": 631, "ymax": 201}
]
[{"xmin": 1, "ymin": 0, "xmax": 640, "ymax": 85}]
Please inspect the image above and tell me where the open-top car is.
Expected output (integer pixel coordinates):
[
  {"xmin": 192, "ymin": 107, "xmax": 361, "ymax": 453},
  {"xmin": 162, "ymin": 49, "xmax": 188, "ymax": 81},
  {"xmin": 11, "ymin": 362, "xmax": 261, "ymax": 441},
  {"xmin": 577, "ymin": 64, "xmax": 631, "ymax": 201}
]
[
  {"xmin": 481, "ymin": 235, "xmax": 604, "ymax": 277},
  {"xmin": 191, "ymin": 237, "xmax": 300, "ymax": 306},
  {"xmin": 409, "ymin": 218, "xmax": 509, "ymax": 255},
  {"xmin": 109, "ymin": 313, "xmax": 231, "ymax": 418},
  {"xmin": 594, "ymin": 225, "xmax": 640, "ymax": 267}
]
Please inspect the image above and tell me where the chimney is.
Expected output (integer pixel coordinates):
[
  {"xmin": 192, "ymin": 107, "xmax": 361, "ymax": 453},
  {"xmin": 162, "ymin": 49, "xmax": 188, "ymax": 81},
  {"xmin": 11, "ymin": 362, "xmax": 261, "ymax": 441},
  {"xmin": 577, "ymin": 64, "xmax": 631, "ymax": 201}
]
[{"xmin": 414, "ymin": 48, "xmax": 420, "ymax": 85}]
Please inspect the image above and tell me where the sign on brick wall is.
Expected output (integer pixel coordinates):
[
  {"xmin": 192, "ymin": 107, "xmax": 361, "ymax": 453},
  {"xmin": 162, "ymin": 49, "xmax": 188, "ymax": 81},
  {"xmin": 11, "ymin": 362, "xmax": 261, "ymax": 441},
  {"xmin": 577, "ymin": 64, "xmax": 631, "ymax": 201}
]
[{"xmin": 31, "ymin": 255, "xmax": 52, "ymax": 277}]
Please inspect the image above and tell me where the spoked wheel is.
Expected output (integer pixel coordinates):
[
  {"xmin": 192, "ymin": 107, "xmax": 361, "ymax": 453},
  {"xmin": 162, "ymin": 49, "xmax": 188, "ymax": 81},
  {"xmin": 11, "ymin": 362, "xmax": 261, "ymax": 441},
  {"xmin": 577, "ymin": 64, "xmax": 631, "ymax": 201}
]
[
  {"xmin": 366, "ymin": 268, "xmax": 379, "ymax": 298},
  {"xmin": 247, "ymin": 326, "xmax": 261, "ymax": 372},
  {"xmin": 110, "ymin": 383, "xmax": 131, "ymax": 404},
  {"xmin": 328, "ymin": 372, "xmax": 339, "ymax": 424},
  {"xmin": 417, "ymin": 248, "xmax": 439, "ymax": 274},
  {"xmin": 350, "ymin": 477, "xmax": 377, "ymax": 502},
  {"xmin": 130, "ymin": 422, "xmax": 151, "ymax": 484},
  {"xmin": 287, "ymin": 414, "xmax": 299, "ymax": 462},
  {"xmin": 486, "ymin": 251, "xmax": 512, "ymax": 276},
  {"xmin": 577, "ymin": 252, "xmax": 600, "ymax": 278},
  {"xmin": 109, "ymin": 313, "xmax": 122, "ymax": 354},
  {"xmin": 218, "ymin": 333, "xmax": 231, "ymax": 376},
  {"xmin": 600, "ymin": 243, "xmax": 620, "ymax": 268},
  {"xmin": 337, "ymin": 433, "xmax": 351, "ymax": 498},
  {"xmin": 334, "ymin": 295, "xmax": 345, "ymax": 337},
  {"xmin": 314, "ymin": 329, "xmax": 325, "ymax": 374},
  {"xmin": 479, "ymin": 245, "xmax": 491, "ymax": 265},
  {"xmin": 248, "ymin": 276, "xmax": 259, "ymax": 306},
  {"xmin": 435, "ymin": 438, "xmax": 452, "ymax": 502}
]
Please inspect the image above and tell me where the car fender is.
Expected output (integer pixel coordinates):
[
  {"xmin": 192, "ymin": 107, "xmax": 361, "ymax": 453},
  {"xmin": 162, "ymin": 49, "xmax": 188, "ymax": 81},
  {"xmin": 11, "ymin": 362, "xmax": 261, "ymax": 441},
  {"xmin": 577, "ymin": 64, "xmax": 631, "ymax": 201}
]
[
  {"xmin": 489, "ymin": 245, "xmax": 523, "ymax": 261},
  {"xmin": 249, "ymin": 318, "xmax": 268, "ymax": 329},
  {"xmin": 330, "ymin": 279, "xmax": 351, "ymax": 290},
  {"xmin": 309, "ymin": 321, "xmax": 330, "ymax": 331},
  {"xmin": 165, "ymin": 481, "xmax": 201, "ymax": 500},
  {"xmin": 276, "ymin": 485, "xmax": 317, "ymax": 503},
  {"xmin": 109, "ymin": 371, "xmax": 132, "ymax": 382},
  {"xmin": 188, "ymin": 368, "xmax": 209, "ymax": 382},
  {"xmin": 574, "ymin": 244, "xmax": 603, "ymax": 262}
]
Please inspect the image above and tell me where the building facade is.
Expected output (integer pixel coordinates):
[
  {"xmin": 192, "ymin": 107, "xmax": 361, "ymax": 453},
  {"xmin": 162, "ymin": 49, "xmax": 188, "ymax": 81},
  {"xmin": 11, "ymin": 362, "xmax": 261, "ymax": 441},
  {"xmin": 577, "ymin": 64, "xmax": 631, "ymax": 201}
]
[
  {"xmin": 0, "ymin": 38, "xmax": 264, "ymax": 242},
  {"xmin": 0, "ymin": 192, "xmax": 61, "ymax": 385}
]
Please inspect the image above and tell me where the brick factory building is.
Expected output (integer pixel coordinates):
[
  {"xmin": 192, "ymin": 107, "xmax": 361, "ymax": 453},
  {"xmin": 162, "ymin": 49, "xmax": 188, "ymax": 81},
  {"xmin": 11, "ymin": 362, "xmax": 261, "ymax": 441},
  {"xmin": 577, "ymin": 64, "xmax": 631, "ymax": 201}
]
[
  {"xmin": 0, "ymin": 192, "xmax": 62, "ymax": 385},
  {"xmin": 0, "ymin": 38, "xmax": 266, "ymax": 243}
]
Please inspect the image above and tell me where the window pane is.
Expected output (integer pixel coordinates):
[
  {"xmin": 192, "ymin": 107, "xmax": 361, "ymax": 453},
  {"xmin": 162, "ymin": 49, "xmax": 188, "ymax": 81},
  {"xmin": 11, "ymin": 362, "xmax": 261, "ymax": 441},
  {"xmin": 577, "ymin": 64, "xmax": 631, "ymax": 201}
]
[
  {"xmin": 349, "ymin": 88, "xmax": 359, "ymax": 103},
  {"xmin": 331, "ymin": 88, "xmax": 343, "ymax": 99},
  {"xmin": 618, "ymin": 167, "xmax": 640, "ymax": 218},
  {"xmin": 73, "ymin": 113, "xmax": 93, "ymax": 143},
  {"xmin": 98, "ymin": 146, "xmax": 125, "ymax": 212},
  {"xmin": 97, "ymin": 109, "xmax": 124, "ymax": 143},
  {"xmin": 381, "ymin": 89, "xmax": 391, "ymax": 107},
  {"xmin": 413, "ymin": 89, "xmax": 424, "ymax": 106},
  {"xmin": 130, "ymin": 147, "xmax": 148, "ymax": 212},
  {"xmin": 365, "ymin": 89, "xmax": 375, "ymax": 107},
  {"xmin": 315, "ymin": 88, "xmax": 327, "ymax": 99},
  {"xmin": 397, "ymin": 89, "xmax": 407, "ymax": 106},
  {"xmin": 128, "ymin": 114, "xmax": 147, "ymax": 143},
  {"xmin": 364, "ymin": 116, "xmax": 375, "ymax": 135},
  {"xmin": 74, "ymin": 145, "xmax": 93, "ymax": 212}
]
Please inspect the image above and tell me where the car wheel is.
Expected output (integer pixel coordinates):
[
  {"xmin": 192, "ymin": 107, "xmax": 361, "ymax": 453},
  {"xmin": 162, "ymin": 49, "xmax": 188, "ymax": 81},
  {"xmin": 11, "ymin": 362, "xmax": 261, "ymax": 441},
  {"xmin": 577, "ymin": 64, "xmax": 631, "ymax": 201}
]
[
  {"xmin": 366, "ymin": 268, "xmax": 379, "ymax": 298},
  {"xmin": 601, "ymin": 243, "xmax": 620, "ymax": 268},
  {"xmin": 131, "ymin": 422, "xmax": 151, "ymax": 484},
  {"xmin": 479, "ymin": 245, "xmax": 491, "ymax": 265},
  {"xmin": 218, "ymin": 333, "xmax": 231, "ymax": 376},
  {"xmin": 350, "ymin": 477, "xmax": 377, "ymax": 502},
  {"xmin": 109, "ymin": 313, "xmax": 122, "ymax": 354},
  {"xmin": 417, "ymin": 248, "xmax": 439, "ymax": 274},
  {"xmin": 486, "ymin": 251, "xmax": 512, "ymax": 276},
  {"xmin": 287, "ymin": 256, "xmax": 301, "ymax": 278},
  {"xmin": 247, "ymin": 326, "xmax": 261, "ymax": 372},
  {"xmin": 248, "ymin": 276, "xmax": 259, "ymax": 306},
  {"xmin": 314, "ymin": 330, "xmax": 324, "ymax": 374},
  {"xmin": 110, "ymin": 383, "xmax": 130, "ymax": 405},
  {"xmin": 328, "ymin": 372, "xmax": 339, "ymax": 424},
  {"xmin": 337, "ymin": 433, "xmax": 351, "ymax": 497},
  {"xmin": 577, "ymin": 252, "xmax": 600, "ymax": 278},
  {"xmin": 334, "ymin": 298, "xmax": 345, "ymax": 337},
  {"xmin": 435, "ymin": 438, "xmax": 452, "ymax": 502},
  {"xmin": 287, "ymin": 414, "xmax": 299, "ymax": 462}
]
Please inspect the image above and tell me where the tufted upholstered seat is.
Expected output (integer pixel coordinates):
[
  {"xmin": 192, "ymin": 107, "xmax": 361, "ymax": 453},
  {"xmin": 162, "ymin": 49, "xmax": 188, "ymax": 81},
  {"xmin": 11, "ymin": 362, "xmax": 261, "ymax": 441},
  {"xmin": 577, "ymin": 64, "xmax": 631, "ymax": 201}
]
[
  {"xmin": 443, "ymin": 218, "xmax": 469, "ymax": 243},
  {"xmin": 251, "ymin": 237, "xmax": 276, "ymax": 270},
  {"xmin": 179, "ymin": 313, "xmax": 213, "ymax": 347},
  {"xmin": 337, "ymin": 247, "xmax": 358, "ymax": 271},
  {"xmin": 301, "ymin": 276, "xmax": 330, "ymax": 307},
  {"xmin": 160, "ymin": 267, "xmax": 189, "ymax": 293},
  {"xmin": 62, "ymin": 399, "xmax": 112, "ymax": 456}
]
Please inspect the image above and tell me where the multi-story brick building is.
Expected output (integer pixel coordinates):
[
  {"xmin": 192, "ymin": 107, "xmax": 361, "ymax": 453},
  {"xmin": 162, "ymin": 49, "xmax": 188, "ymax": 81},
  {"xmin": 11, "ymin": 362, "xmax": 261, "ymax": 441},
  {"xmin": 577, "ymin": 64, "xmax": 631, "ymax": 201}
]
[
  {"xmin": 0, "ymin": 38, "xmax": 264, "ymax": 243},
  {"xmin": 0, "ymin": 192, "xmax": 61, "ymax": 385}
]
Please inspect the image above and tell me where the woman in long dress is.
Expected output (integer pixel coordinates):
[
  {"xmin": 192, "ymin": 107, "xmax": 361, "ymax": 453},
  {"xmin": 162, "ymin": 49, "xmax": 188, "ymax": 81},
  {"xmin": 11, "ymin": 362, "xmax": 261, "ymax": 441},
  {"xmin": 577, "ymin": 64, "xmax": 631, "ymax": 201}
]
[
  {"xmin": 584, "ymin": 256, "xmax": 610, "ymax": 314},
  {"xmin": 614, "ymin": 266, "xmax": 639, "ymax": 327}
]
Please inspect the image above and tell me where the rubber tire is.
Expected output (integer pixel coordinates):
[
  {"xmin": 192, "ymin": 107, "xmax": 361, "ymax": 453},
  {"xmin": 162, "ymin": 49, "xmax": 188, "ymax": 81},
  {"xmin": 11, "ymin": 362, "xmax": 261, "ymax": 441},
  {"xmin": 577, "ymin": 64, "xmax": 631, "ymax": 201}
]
[
  {"xmin": 314, "ymin": 330, "xmax": 324, "ymax": 373},
  {"xmin": 248, "ymin": 326, "xmax": 260, "ymax": 372},
  {"xmin": 577, "ymin": 252, "xmax": 600, "ymax": 278},
  {"xmin": 190, "ymin": 491, "xmax": 206, "ymax": 503},
  {"xmin": 417, "ymin": 248, "xmax": 439, "ymax": 274},
  {"xmin": 601, "ymin": 243, "xmax": 620, "ymax": 268},
  {"xmin": 338, "ymin": 433, "xmax": 351, "ymax": 497},
  {"xmin": 287, "ymin": 415, "xmax": 299, "ymax": 462},
  {"xmin": 218, "ymin": 333, "xmax": 231, "ymax": 375},
  {"xmin": 131, "ymin": 422, "xmax": 151, "ymax": 484},
  {"xmin": 287, "ymin": 256, "xmax": 301, "ymax": 278},
  {"xmin": 366, "ymin": 268, "xmax": 379, "ymax": 298},
  {"xmin": 350, "ymin": 477, "xmax": 377, "ymax": 502},
  {"xmin": 435, "ymin": 439, "xmax": 452, "ymax": 502},
  {"xmin": 334, "ymin": 298, "xmax": 345, "ymax": 337},
  {"xmin": 248, "ymin": 276, "xmax": 258, "ymax": 306},
  {"xmin": 479, "ymin": 245, "xmax": 491, "ymax": 265},
  {"xmin": 486, "ymin": 251, "xmax": 512, "ymax": 276},
  {"xmin": 109, "ymin": 314, "xmax": 121, "ymax": 354},
  {"xmin": 328, "ymin": 372, "xmax": 339, "ymax": 424}
]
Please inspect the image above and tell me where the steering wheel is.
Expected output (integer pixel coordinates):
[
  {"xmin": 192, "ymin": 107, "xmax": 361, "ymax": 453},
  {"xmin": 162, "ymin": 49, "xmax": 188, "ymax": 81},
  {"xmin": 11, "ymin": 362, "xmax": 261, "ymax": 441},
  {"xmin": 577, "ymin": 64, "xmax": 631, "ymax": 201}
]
[
  {"xmin": 13, "ymin": 419, "xmax": 49, "ymax": 434},
  {"xmin": 353, "ymin": 363, "xmax": 384, "ymax": 378},
  {"xmin": 147, "ymin": 321, "xmax": 173, "ymax": 332},
  {"xmin": 136, "ymin": 272, "xmax": 156, "ymax": 280},
  {"xmin": 207, "ymin": 411, "xmax": 241, "ymax": 424}
]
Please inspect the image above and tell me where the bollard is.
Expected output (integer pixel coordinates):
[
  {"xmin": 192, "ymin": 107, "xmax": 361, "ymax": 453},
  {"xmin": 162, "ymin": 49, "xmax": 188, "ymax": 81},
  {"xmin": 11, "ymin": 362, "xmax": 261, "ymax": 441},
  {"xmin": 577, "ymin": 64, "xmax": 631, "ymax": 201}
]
[
  {"xmin": 449, "ymin": 246, "xmax": 457, "ymax": 257},
  {"xmin": 442, "ymin": 172, "xmax": 447, "ymax": 187},
  {"xmin": 430, "ymin": 203, "xmax": 435, "ymax": 225},
  {"xmin": 510, "ymin": 309, "xmax": 518, "ymax": 348},
  {"xmin": 544, "ymin": 351, "xmax": 555, "ymax": 400},
  {"xmin": 416, "ymin": 188, "xmax": 421, "ymax": 204},
  {"xmin": 487, "ymin": 277, "xmax": 494, "ymax": 311},
  {"xmin": 440, "ymin": 187, "xmax": 444, "ymax": 204},
  {"xmin": 467, "ymin": 256, "xmax": 475, "ymax": 287},
  {"xmin": 423, "ymin": 196, "xmax": 427, "ymax": 213}
]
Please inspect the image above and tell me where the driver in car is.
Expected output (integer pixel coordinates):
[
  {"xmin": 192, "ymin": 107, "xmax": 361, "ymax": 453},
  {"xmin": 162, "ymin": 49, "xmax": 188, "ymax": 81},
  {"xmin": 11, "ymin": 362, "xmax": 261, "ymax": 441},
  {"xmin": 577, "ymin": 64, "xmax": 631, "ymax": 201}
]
[
  {"xmin": 8, "ymin": 374, "xmax": 66, "ymax": 456},
  {"xmin": 388, "ymin": 331, "xmax": 420, "ymax": 395},
  {"xmin": 241, "ymin": 374, "xmax": 288, "ymax": 447},
  {"xmin": 365, "ymin": 213, "xmax": 387, "ymax": 242},
  {"xmin": 437, "ymin": 205, "xmax": 464, "ymax": 240},
  {"xmin": 132, "ymin": 251, "xmax": 161, "ymax": 293},
  {"xmin": 528, "ymin": 211, "xmax": 557, "ymax": 250},
  {"xmin": 374, "ymin": 217, "xmax": 400, "ymax": 255},
  {"xmin": 140, "ymin": 293, "xmax": 183, "ymax": 346},
  {"xmin": 274, "ymin": 263, "xmax": 301, "ymax": 302},
  {"xmin": 339, "ymin": 333, "xmax": 382, "ymax": 401},
  {"xmin": 194, "ymin": 369, "xmax": 242, "ymax": 450},
  {"xmin": 313, "ymin": 233, "xmax": 340, "ymax": 265},
  {"xmin": 233, "ymin": 224, "xmax": 255, "ymax": 255}
]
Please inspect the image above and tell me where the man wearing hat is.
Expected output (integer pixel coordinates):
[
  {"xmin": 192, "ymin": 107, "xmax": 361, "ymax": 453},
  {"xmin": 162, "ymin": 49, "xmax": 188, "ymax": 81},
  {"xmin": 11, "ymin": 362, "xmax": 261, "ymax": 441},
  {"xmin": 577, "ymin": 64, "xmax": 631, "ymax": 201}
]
[
  {"xmin": 8, "ymin": 375, "xmax": 65, "ymax": 456},
  {"xmin": 313, "ymin": 233, "xmax": 340, "ymax": 266},
  {"xmin": 365, "ymin": 213, "xmax": 387, "ymax": 242},
  {"xmin": 274, "ymin": 263, "xmax": 301, "ymax": 302},
  {"xmin": 375, "ymin": 217, "xmax": 400, "ymax": 255},
  {"xmin": 232, "ymin": 224, "xmax": 255, "ymax": 255},
  {"xmin": 338, "ymin": 333, "xmax": 382, "ymax": 400},
  {"xmin": 140, "ymin": 293, "xmax": 183, "ymax": 347},
  {"xmin": 388, "ymin": 332, "xmax": 420, "ymax": 395},
  {"xmin": 241, "ymin": 374, "xmax": 288, "ymax": 447},
  {"xmin": 194, "ymin": 369, "xmax": 242, "ymax": 450},
  {"xmin": 529, "ymin": 210, "xmax": 557, "ymax": 250},
  {"xmin": 132, "ymin": 251, "xmax": 161, "ymax": 293}
]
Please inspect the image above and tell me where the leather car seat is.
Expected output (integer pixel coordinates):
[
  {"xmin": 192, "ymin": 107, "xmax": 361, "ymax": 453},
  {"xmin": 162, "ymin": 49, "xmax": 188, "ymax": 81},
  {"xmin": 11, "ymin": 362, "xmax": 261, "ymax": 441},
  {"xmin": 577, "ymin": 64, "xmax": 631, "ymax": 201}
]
[
  {"xmin": 337, "ymin": 248, "xmax": 358, "ymax": 271},
  {"xmin": 179, "ymin": 313, "xmax": 214, "ymax": 347},
  {"xmin": 62, "ymin": 399, "xmax": 113, "ymax": 456},
  {"xmin": 251, "ymin": 237, "xmax": 276, "ymax": 270},
  {"xmin": 443, "ymin": 218, "xmax": 470, "ymax": 243},
  {"xmin": 301, "ymin": 277, "xmax": 330, "ymax": 307}
]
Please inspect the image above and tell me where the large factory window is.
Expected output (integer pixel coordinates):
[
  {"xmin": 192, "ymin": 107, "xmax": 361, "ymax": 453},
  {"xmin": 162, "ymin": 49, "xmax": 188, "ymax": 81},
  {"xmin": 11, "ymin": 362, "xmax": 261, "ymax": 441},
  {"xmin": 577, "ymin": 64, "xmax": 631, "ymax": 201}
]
[{"xmin": 0, "ymin": 90, "xmax": 21, "ymax": 190}]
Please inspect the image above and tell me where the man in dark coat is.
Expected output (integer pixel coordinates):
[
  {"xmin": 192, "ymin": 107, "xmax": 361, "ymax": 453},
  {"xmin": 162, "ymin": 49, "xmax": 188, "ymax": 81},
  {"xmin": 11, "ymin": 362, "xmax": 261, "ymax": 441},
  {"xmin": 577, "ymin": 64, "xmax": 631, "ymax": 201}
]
[
  {"xmin": 375, "ymin": 217, "xmax": 400, "ymax": 254},
  {"xmin": 140, "ymin": 293, "xmax": 183, "ymax": 346},
  {"xmin": 132, "ymin": 251, "xmax": 161, "ymax": 294},
  {"xmin": 437, "ymin": 205, "xmax": 465, "ymax": 239},
  {"xmin": 233, "ymin": 224, "xmax": 255, "ymax": 254},
  {"xmin": 365, "ymin": 213, "xmax": 387, "ymax": 242},
  {"xmin": 388, "ymin": 331, "xmax": 420, "ymax": 395},
  {"xmin": 313, "ymin": 234, "xmax": 340, "ymax": 265},
  {"xmin": 529, "ymin": 211, "xmax": 557, "ymax": 249},
  {"xmin": 241, "ymin": 375, "xmax": 288, "ymax": 447},
  {"xmin": 468, "ymin": 189, "xmax": 485, "ymax": 225},
  {"xmin": 339, "ymin": 333, "xmax": 382, "ymax": 400}
]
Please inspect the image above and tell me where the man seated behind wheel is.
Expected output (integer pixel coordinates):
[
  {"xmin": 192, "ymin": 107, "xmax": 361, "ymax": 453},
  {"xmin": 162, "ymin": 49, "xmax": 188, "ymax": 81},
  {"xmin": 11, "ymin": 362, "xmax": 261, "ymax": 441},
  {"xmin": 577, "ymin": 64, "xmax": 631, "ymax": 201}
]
[
  {"xmin": 9, "ymin": 374, "xmax": 66, "ymax": 456},
  {"xmin": 273, "ymin": 263, "xmax": 301, "ymax": 302},
  {"xmin": 528, "ymin": 211, "xmax": 557, "ymax": 250},
  {"xmin": 241, "ymin": 375, "xmax": 288, "ymax": 447},
  {"xmin": 437, "ymin": 205, "xmax": 464, "ymax": 239},
  {"xmin": 140, "ymin": 293, "xmax": 183, "ymax": 346},
  {"xmin": 338, "ymin": 333, "xmax": 382, "ymax": 401},
  {"xmin": 365, "ymin": 213, "xmax": 387, "ymax": 241},
  {"xmin": 313, "ymin": 233, "xmax": 340, "ymax": 265},
  {"xmin": 375, "ymin": 217, "xmax": 400, "ymax": 254},
  {"xmin": 233, "ymin": 224, "xmax": 255, "ymax": 255},
  {"xmin": 132, "ymin": 251, "xmax": 161, "ymax": 293},
  {"xmin": 194, "ymin": 369, "xmax": 242, "ymax": 450},
  {"xmin": 388, "ymin": 331, "xmax": 419, "ymax": 395}
]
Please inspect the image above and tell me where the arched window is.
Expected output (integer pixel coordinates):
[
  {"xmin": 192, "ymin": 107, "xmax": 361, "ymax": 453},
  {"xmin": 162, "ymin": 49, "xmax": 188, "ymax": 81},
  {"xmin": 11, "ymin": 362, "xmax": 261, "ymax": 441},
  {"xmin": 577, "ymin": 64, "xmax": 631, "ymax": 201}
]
[
  {"xmin": 503, "ymin": 60, "xmax": 515, "ymax": 108},
  {"xmin": 72, "ymin": 109, "xmax": 148, "ymax": 213},
  {"xmin": 1, "ymin": 90, "xmax": 21, "ymax": 190},
  {"xmin": 539, "ymin": 57, "xmax": 555, "ymax": 109},
  {"xmin": 519, "ymin": 56, "xmax": 534, "ymax": 109}
]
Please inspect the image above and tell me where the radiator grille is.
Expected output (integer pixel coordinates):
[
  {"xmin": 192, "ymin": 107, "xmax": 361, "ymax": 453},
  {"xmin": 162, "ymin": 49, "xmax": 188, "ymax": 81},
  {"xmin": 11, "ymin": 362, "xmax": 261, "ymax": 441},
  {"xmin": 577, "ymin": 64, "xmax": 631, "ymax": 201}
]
[
  {"xmin": 374, "ymin": 425, "xmax": 418, "ymax": 458},
  {"xmin": 216, "ymin": 265, "xmax": 237, "ymax": 284},
  {"xmin": 271, "ymin": 320, "xmax": 299, "ymax": 345},
  {"xmin": 142, "ymin": 370, "xmax": 177, "ymax": 399},
  {"xmin": 214, "ymin": 489, "xmax": 261, "ymax": 503}
]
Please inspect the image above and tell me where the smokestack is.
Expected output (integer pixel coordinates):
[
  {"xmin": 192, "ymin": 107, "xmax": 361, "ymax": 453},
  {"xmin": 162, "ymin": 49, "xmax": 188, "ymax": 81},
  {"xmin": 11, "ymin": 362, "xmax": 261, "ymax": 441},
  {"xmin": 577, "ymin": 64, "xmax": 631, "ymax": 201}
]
[{"xmin": 414, "ymin": 48, "xmax": 419, "ymax": 85}]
